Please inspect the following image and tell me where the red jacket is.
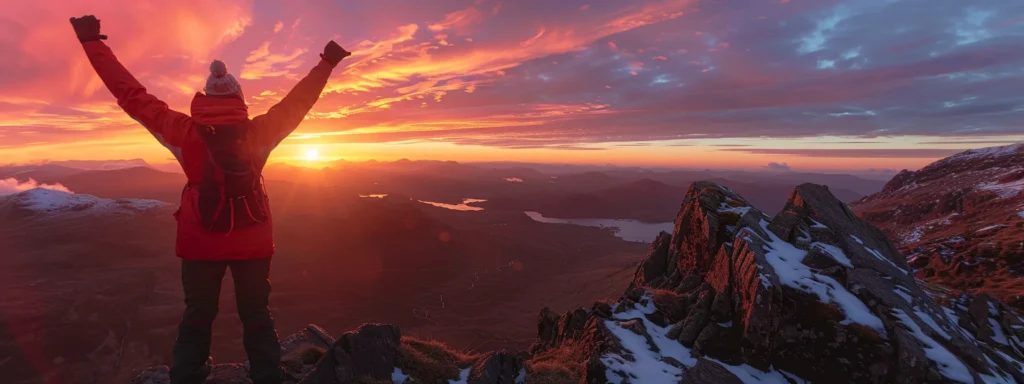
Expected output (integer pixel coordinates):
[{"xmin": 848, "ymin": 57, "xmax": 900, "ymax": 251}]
[{"xmin": 82, "ymin": 41, "xmax": 334, "ymax": 260}]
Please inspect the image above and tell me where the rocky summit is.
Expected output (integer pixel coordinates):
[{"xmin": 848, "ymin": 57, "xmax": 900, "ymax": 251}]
[{"xmin": 132, "ymin": 182, "xmax": 1024, "ymax": 383}]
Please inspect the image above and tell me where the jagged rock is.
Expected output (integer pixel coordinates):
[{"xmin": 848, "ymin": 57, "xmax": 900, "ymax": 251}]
[
  {"xmin": 708, "ymin": 286, "xmax": 732, "ymax": 323},
  {"xmin": 299, "ymin": 323, "xmax": 400, "ymax": 384},
  {"xmin": 631, "ymin": 232, "xmax": 672, "ymax": 289},
  {"xmin": 802, "ymin": 244, "xmax": 843, "ymax": 270},
  {"xmin": 534, "ymin": 181, "xmax": 1024, "ymax": 384},
  {"xmin": 592, "ymin": 301, "xmax": 613, "ymax": 318},
  {"xmin": 679, "ymin": 291, "xmax": 714, "ymax": 347},
  {"xmin": 280, "ymin": 324, "xmax": 335, "ymax": 354},
  {"xmin": 676, "ymin": 273, "xmax": 704, "ymax": 293},
  {"xmin": 652, "ymin": 290, "xmax": 689, "ymax": 322},
  {"xmin": 467, "ymin": 351, "xmax": 523, "ymax": 384},
  {"xmin": 530, "ymin": 306, "xmax": 593, "ymax": 354}
]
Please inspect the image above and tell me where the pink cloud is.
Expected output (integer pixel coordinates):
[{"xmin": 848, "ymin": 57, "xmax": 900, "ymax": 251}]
[
  {"xmin": 241, "ymin": 42, "xmax": 307, "ymax": 80},
  {"xmin": 428, "ymin": 6, "xmax": 485, "ymax": 33}
]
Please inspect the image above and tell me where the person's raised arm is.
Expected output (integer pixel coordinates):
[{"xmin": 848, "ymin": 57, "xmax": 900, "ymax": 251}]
[
  {"xmin": 251, "ymin": 41, "xmax": 351, "ymax": 152},
  {"xmin": 71, "ymin": 15, "xmax": 191, "ymax": 158}
]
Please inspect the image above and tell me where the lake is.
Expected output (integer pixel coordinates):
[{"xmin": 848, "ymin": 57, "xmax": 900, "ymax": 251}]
[
  {"xmin": 418, "ymin": 198, "xmax": 487, "ymax": 211},
  {"xmin": 523, "ymin": 211, "xmax": 674, "ymax": 243}
]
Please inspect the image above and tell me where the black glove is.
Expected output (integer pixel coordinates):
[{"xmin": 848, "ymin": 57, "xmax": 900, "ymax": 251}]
[
  {"xmin": 320, "ymin": 40, "xmax": 351, "ymax": 67},
  {"xmin": 70, "ymin": 15, "xmax": 108, "ymax": 43}
]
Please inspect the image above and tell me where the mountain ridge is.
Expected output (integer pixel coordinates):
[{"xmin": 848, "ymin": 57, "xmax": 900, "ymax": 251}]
[{"xmin": 851, "ymin": 143, "xmax": 1024, "ymax": 309}]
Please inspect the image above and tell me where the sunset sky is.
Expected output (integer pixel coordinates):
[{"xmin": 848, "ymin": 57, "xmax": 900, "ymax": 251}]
[{"xmin": 1, "ymin": 0, "xmax": 1022, "ymax": 172}]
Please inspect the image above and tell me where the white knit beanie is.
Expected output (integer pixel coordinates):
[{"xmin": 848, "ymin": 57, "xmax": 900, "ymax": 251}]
[{"xmin": 204, "ymin": 60, "xmax": 244, "ymax": 98}]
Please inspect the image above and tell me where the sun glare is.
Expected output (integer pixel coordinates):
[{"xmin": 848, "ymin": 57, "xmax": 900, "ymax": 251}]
[{"xmin": 304, "ymin": 149, "xmax": 320, "ymax": 162}]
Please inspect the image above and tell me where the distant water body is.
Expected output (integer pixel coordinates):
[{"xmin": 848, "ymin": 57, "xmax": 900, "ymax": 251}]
[
  {"xmin": 523, "ymin": 211, "xmax": 674, "ymax": 243},
  {"xmin": 418, "ymin": 198, "xmax": 487, "ymax": 212}
]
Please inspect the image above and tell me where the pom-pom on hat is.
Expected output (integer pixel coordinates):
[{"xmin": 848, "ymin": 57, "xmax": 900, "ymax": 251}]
[{"xmin": 204, "ymin": 59, "xmax": 243, "ymax": 98}]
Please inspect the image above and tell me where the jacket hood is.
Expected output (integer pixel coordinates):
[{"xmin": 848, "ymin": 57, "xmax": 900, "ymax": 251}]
[{"xmin": 190, "ymin": 93, "xmax": 249, "ymax": 125}]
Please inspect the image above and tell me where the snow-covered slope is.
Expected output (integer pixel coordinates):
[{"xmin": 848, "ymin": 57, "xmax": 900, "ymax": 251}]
[
  {"xmin": 851, "ymin": 143, "xmax": 1024, "ymax": 308},
  {"xmin": 0, "ymin": 188, "xmax": 169, "ymax": 217}
]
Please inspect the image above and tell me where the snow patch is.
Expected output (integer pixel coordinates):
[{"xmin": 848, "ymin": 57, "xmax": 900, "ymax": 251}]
[
  {"xmin": 515, "ymin": 368, "xmax": 526, "ymax": 384},
  {"xmin": 810, "ymin": 242, "xmax": 853, "ymax": 268},
  {"xmin": 602, "ymin": 296, "xmax": 806, "ymax": 384},
  {"xmin": 449, "ymin": 367, "xmax": 471, "ymax": 384},
  {"xmin": 809, "ymin": 218, "xmax": 828, "ymax": 229},
  {"xmin": 893, "ymin": 286, "xmax": 914, "ymax": 304},
  {"xmin": 945, "ymin": 143, "xmax": 1023, "ymax": 163},
  {"xmin": 915, "ymin": 307, "xmax": 952, "ymax": 340},
  {"xmin": 977, "ymin": 224, "xmax": 1008, "ymax": 232},
  {"xmin": 863, "ymin": 245, "xmax": 908, "ymax": 275},
  {"xmin": 901, "ymin": 226, "xmax": 924, "ymax": 245},
  {"xmin": 603, "ymin": 302, "xmax": 691, "ymax": 382},
  {"xmin": 940, "ymin": 307, "xmax": 973, "ymax": 340},
  {"xmin": 978, "ymin": 178, "xmax": 1024, "ymax": 198},
  {"xmin": 993, "ymin": 350, "xmax": 1024, "ymax": 375},
  {"xmin": 850, "ymin": 235, "xmax": 864, "ymax": 245},
  {"xmin": 746, "ymin": 221, "xmax": 886, "ymax": 333},
  {"xmin": 392, "ymin": 367, "xmax": 409, "ymax": 384},
  {"xmin": 504, "ymin": 177, "xmax": 524, "ymax": 183},
  {"xmin": 989, "ymin": 318, "xmax": 1009, "ymax": 346},
  {"xmin": 1018, "ymin": 211, "xmax": 1024, "ymax": 219},
  {"xmin": 891, "ymin": 309, "xmax": 972, "ymax": 383},
  {"xmin": 718, "ymin": 202, "xmax": 751, "ymax": 216}
]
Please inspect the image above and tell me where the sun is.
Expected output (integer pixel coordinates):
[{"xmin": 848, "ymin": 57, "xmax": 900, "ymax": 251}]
[{"xmin": 304, "ymin": 149, "xmax": 320, "ymax": 162}]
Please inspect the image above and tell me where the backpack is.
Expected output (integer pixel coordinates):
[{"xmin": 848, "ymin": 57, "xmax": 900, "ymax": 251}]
[{"xmin": 194, "ymin": 122, "xmax": 269, "ymax": 234}]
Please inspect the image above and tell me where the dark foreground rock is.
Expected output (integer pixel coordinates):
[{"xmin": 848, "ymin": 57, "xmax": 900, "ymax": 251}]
[
  {"xmin": 131, "ymin": 323, "xmax": 526, "ymax": 384},
  {"xmin": 133, "ymin": 182, "xmax": 1024, "ymax": 383}
]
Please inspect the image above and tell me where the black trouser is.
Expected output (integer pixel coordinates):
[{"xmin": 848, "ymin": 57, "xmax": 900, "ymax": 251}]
[{"xmin": 170, "ymin": 257, "xmax": 282, "ymax": 384}]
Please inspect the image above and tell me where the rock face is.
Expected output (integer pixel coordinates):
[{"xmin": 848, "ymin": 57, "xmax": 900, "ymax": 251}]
[
  {"xmin": 532, "ymin": 182, "xmax": 1024, "ymax": 383},
  {"xmin": 132, "ymin": 180, "xmax": 1024, "ymax": 384},
  {"xmin": 850, "ymin": 144, "xmax": 1024, "ymax": 309}
]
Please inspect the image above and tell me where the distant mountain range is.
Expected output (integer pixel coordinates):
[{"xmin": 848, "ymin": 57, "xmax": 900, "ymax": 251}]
[{"xmin": 0, "ymin": 159, "xmax": 885, "ymax": 223}]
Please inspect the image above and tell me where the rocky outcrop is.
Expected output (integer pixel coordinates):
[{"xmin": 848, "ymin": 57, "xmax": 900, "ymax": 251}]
[{"xmin": 534, "ymin": 182, "xmax": 1024, "ymax": 383}]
